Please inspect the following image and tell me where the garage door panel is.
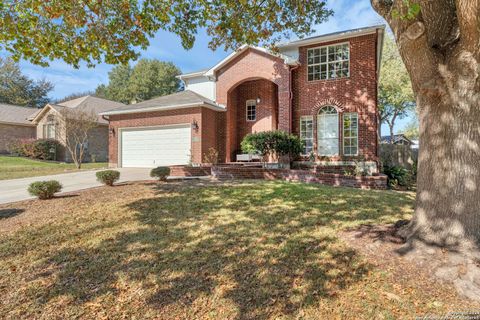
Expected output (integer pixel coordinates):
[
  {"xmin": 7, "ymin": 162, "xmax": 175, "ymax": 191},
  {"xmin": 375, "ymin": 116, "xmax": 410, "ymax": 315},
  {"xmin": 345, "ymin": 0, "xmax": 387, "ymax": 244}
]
[{"xmin": 121, "ymin": 125, "xmax": 191, "ymax": 168}]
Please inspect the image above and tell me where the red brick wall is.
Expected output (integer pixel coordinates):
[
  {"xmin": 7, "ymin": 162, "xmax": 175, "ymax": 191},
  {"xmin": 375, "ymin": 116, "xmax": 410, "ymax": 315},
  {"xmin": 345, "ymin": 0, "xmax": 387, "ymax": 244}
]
[
  {"xmin": 215, "ymin": 48, "xmax": 291, "ymax": 161},
  {"xmin": 292, "ymin": 33, "xmax": 379, "ymax": 162},
  {"xmin": 107, "ymin": 107, "xmax": 220, "ymax": 167}
]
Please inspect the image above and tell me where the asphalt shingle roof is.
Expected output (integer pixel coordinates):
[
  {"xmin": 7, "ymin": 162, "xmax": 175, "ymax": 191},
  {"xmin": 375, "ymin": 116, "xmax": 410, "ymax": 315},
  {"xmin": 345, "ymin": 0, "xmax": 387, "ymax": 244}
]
[
  {"xmin": 101, "ymin": 90, "xmax": 223, "ymax": 115},
  {"xmin": 0, "ymin": 103, "xmax": 38, "ymax": 125},
  {"xmin": 32, "ymin": 96, "xmax": 126, "ymax": 124}
]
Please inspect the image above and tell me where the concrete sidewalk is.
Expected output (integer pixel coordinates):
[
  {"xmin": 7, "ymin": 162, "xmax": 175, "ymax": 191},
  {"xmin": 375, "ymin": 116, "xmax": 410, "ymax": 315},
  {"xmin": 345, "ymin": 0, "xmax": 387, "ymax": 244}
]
[{"xmin": 0, "ymin": 168, "xmax": 152, "ymax": 205}]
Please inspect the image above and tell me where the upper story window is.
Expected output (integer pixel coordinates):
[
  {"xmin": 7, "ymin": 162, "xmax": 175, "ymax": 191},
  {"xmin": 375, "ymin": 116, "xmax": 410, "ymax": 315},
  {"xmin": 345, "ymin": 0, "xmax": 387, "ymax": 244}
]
[
  {"xmin": 246, "ymin": 99, "xmax": 256, "ymax": 121},
  {"xmin": 307, "ymin": 43, "xmax": 350, "ymax": 81}
]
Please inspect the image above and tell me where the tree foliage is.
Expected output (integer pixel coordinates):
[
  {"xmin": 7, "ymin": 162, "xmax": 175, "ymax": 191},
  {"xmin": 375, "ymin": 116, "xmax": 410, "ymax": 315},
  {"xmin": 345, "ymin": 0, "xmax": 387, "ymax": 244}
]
[
  {"xmin": 0, "ymin": 0, "xmax": 332, "ymax": 67},
  {"xmin": 0, "ymin": 57, "xmax": 53, "ymax": 108},
  {"xmin": 402, "ymin": 117, "xmax": 419, "ymax": 140},
  {"xmin": 379, "ymin": 35, "xmax": 415, "ymax": 141},
  {"xmin": 95, "ymin": 59, "xmax": 181, "ymax": 104}
]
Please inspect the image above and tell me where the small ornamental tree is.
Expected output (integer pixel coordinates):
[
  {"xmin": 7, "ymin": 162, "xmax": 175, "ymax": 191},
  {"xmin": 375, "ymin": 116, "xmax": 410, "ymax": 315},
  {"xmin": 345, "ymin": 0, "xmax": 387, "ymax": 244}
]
[
  {"xmin": 57, "ymin": 108, "xmax": 98, "ymax": 169},
  {"xmin": 241, "ymin": 131, "xmax": 303, "ymax": 164}
]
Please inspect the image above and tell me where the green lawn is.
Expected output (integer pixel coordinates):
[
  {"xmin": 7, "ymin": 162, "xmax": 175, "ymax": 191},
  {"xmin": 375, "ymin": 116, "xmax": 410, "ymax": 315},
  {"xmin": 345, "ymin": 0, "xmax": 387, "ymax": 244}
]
[
  {"xmin": 0, "ymin": 156, "xmax": 107, "ymax": 180},
  {"xmin": 0, "ymin": 181, "xmax": 473, "ymax": 319}
]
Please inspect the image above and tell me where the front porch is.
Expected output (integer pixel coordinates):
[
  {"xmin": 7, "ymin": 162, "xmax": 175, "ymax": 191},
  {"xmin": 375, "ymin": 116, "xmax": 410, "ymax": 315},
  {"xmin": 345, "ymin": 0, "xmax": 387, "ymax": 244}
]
[{"xmin": 225, "ymin": 78, "xmax": 280, "ymax": 162}]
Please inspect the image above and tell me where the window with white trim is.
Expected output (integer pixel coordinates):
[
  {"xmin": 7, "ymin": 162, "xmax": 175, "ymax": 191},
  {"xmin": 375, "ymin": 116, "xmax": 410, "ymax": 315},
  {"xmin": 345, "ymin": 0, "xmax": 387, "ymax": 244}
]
[
  {"xmin": 246, "ymin": 100, "xmax": 256, "ymax": 121},
  {"xmin": 307, "ymin": 43, "xmax": 350, "ymax": 81},
  {"xmin": 317, "ymin": 106, "xmax": 339, "ymax": 156},
  {"xmin": 43, "ymin": 114, "xmax": 56, "ymax": 139},
  {"xmin": 343, "ymin": 112, "xmax": 358, "ymax": 156},
  {"xmin": 300, "ymin": 116, "xmax": 313, "ymax": 155}
]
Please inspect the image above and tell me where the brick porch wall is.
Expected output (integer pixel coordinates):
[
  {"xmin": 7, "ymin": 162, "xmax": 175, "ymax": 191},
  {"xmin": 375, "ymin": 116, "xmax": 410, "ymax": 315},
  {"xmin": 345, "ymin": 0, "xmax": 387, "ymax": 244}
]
[
  {"xmin": 107, "ymin": 107, "xmax": 219, "ymax": 167},
  {"xmin": 292, "ymin": 33, "xmax": 379, "ymax": 162},
  {"xmin": 211, "ymin": 166, "xmax": 387, "ymax": 190}
]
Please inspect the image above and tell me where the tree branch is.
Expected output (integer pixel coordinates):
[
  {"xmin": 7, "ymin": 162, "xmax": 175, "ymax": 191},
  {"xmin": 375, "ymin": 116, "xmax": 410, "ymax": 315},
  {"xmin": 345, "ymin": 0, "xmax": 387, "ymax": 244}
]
[
  {"xmin": 370, "ymin": 0, "xmax": 393, "ymax": 17},
  {"xmin": 420, "ymin": 0, "xmax": 459, "ymax": 50}
]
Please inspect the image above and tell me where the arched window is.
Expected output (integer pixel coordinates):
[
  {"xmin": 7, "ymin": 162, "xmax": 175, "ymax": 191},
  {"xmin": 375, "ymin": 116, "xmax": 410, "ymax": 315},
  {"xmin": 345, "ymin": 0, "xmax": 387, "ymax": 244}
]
[
  {"xmin": 317, "ymin": 106, "xmax": 339, "ymax": 156},
  {"xmin": 44, "ymin": 114, "xmax": 56, "ymax": 139}
]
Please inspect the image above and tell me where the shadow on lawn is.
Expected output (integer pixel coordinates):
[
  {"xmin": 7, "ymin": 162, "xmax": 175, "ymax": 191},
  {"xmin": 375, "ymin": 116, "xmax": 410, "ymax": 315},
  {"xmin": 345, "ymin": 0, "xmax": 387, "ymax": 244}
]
[
  {"xmin": 30, "ymin": 181, "xmax": 414, "ymax": 319},
  {"xmin": 0, "ymin": 208, "xmax": 24, "ymax": 219}
]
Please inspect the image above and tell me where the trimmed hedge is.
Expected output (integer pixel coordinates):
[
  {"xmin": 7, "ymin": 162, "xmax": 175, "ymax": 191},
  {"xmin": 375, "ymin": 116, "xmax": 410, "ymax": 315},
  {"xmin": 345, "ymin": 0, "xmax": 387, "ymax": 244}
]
[
  {"xmin": 96, "ymin": 170, "xmax": 120, "ymax": 186},
  {"xmin": 241, "ymin": 131, "xmax": 303, "ymax": 161},
  {"xmin": 28, "ymin": 180, "xmax": 62, "ymax": 199},
  {"xmin": 150, "ymin": 166, "xmax": 170, "ymax": 181},
  {"xmin": 9, "ymin": 138, "xmax": 60, "ymax": 160}
]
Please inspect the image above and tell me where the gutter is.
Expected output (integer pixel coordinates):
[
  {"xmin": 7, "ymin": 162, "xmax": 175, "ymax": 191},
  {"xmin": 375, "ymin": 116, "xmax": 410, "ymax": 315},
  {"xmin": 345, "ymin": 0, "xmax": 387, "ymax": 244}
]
[
  {"xmin": 288, "ymin": 64, "xmax": 300, "ymax": 133},
  {"xmin": 99, "ymin": 102, "xmax": 226, "ymax": 116}
]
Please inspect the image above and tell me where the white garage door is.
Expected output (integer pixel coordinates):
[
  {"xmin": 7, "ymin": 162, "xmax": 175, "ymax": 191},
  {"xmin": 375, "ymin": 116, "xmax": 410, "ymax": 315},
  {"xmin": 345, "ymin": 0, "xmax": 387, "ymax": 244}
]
[{"xmin": 120, "ymin": 125, "xmax": 191, "ymax": 168}]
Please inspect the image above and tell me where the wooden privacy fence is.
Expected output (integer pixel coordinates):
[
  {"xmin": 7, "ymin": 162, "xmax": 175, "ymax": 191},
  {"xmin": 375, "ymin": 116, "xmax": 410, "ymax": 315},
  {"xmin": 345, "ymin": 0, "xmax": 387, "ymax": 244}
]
[{"xmin": 380, "ymin": 144, "xmax": 417, "ymax": 169}]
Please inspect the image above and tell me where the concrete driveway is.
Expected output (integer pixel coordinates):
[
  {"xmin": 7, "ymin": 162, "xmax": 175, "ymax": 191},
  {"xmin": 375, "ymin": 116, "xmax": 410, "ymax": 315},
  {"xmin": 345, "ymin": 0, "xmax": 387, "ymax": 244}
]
[{"xmin": 0, "ymin": 168, "xmax": 152, "ymax": 205}]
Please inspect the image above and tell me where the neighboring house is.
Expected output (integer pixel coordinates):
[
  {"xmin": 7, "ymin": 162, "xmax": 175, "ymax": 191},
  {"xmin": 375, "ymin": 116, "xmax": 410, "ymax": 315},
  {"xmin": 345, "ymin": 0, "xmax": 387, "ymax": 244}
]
[
  {"xmin": 381, "ymin": 134, "xmax": 413, "ymax": 146},
  {"xmin": 101, "ymin": 25, "xmax": 385, "ymax": 171},
  {"xmin": 410, "ymin": 139, "xmax": 419, "ymax": 150},
  {"xmin": 0, "ymin": 103, "xmax": 37, "ymax": 153},
  {"xmin": 30, "ymin": 96, "xmax": 125, "ymax": 162}
]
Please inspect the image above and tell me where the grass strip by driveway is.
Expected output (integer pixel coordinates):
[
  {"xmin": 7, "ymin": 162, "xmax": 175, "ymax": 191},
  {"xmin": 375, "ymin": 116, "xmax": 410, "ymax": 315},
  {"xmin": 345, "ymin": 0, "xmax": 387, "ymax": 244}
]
[
  {"xmin": 0, "ymin": 180, "xmax": 475, "ymax": 319},
  {"xmin": 0, "ymin": 156, "xmax": 107, "ymax": 180}
]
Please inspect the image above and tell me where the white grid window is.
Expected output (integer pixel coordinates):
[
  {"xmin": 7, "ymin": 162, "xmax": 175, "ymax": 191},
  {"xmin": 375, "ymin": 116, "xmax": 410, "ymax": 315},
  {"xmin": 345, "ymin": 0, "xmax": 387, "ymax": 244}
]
[
  {"xmin": 307, "ymin": 43, "xmax": 350, "ymax": 81},
  {"xmin": 246, "ymin": 100, "xmax": 256, "ymax": 121},
  {"xmin": 300, "ymin": 116, "xmax": 313, "ymax": 155},
  {"xmin": 343, "ymin": 113, "xmax": 358, "ymax": 156}
]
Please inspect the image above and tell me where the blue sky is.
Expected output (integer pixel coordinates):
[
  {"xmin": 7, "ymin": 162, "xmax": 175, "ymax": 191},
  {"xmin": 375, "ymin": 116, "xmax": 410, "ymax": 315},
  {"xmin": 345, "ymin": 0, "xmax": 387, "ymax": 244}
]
[{"xmin": 10, "ymin": 0, "xmax": 412, "ymax": 135}]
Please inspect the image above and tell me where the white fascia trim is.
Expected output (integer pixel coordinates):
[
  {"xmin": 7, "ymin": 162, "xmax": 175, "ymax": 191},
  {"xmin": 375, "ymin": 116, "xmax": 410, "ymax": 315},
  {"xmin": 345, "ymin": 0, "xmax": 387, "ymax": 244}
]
[
  {"xmin": 376, "ymin": 28, "xmax": 385, "ymax": 81},
  {"xmin": 30, "ymin": 104, "xmax": 57, "ymax": 124},
  {"xmin": 176, "ymin": 70, "xmax": 209, "ymax": 80},
  {"xmin": 278, "ymin": 25, "xmax": 386, "ymax": 49},
  {"xmin": 204, "ymin": 45, "xmax": 299, "ymax": 77},
  {"xmin": 100, "ymin": 102, "xmax": 226, "ymax": 116}
]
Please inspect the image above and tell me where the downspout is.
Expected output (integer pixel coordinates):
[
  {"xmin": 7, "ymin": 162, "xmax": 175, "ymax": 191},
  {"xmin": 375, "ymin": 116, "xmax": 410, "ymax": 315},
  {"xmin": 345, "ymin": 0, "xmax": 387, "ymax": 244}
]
[{"xmin": 288, "ymin": 64, "xmax": 300, "ymax": 134}]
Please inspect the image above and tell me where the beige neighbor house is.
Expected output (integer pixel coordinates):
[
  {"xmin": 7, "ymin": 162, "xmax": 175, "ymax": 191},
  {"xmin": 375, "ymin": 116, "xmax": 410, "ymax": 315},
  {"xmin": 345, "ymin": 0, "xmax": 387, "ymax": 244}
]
[
  {"xmin": 0, "ymin": 103, "xmax": 37, "ymax": 153},
  {"xmin": 28, "ymin": 96, "xmax": 125, "ymax": 162}
]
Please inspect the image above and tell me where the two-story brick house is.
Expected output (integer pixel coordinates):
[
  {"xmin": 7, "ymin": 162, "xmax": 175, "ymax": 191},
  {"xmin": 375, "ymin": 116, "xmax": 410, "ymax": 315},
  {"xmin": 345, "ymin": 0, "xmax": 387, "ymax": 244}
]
[{"xmin": 101, "ymin": 25, "xmax": 385, "ymax": 172}]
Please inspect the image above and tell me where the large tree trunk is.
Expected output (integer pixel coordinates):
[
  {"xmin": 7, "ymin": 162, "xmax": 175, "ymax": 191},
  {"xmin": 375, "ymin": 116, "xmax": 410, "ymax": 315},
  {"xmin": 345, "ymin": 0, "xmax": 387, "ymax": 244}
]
[
  {"xmin": 412, "ymin": 83, "xmax": 480, "ymax": 249},
  {"xmin": 371, "ymin": 0, "xmax": 480, "ymax": 250}
]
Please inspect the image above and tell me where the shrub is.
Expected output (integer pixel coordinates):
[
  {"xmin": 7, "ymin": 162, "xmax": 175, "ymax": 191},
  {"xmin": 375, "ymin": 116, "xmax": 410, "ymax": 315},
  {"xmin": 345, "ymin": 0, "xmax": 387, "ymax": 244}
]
[
  {"xmin": 8, "ymin": 138, "xmax": 60, "ymax": 160},
  {"xmin": 96, "ymin": 170, "xmax": 120, "ymax": 186},
  {"xmin": 150, "ymin": 166, "xmax": 170, "ymax": 181},
  {"xmin": 28, "ymin": 180, "xmax": 62, "ymax": 199},
  {"xmin": 382, "ymin": 165, "xmax": 411, "ymax": 187},
  {"xmin": 33, "ymin": 139, "xmax": 60, "ymax": 160},
  {"xmin": 240, "ymin": 131, "xmax": 303, "ymax": 162}
]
